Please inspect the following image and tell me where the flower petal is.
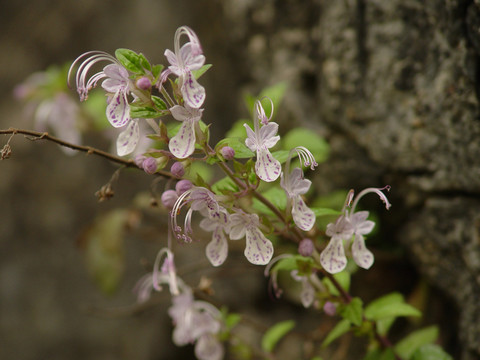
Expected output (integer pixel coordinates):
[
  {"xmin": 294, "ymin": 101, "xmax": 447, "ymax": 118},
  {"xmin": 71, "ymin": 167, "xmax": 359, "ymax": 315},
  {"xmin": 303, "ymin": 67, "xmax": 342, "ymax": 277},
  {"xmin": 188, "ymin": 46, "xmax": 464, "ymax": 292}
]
[
  {"xmin": 206, "ymin": 228, "xmax": 228, "ymax": 267},
  {"xmin": 180, "ymin": 43, "xmax": 205, "ymax": 70},
  {"xmin": 320, "ymin": 236, "xmax": 347, "ymax": 274},
  {"xmin": 289, "ymin": 168, "xmax": 312, "ymax": 196},
  {"xmin": 181, "ymin": 71, "xmax": 205, "ymax": 109},
  {"xmin": 300, "ymin": 279, "xmax": 315, "ymax": 308},
  {"xmin": 292, "ymin": 196, "xmax": 315, "ymax": 231},
  {"xmin": 169, "ymin": 120, "xmax": 196, "ymax": 159},
  {"xmin": 244, "ymin": 227, "xmax": 274, "ymax": 265},
  {"xmin": 255, "ymin": 147, "xmax": 281, "ymax": 182},
  {"xmin": 116, "ymin": 120, "xmax": 139, "ymax": 156},
  {"xmin": 351, "ymin": 234, "xmax": 374, "ymax": 269},
  {"xmin": 195, "ymin": 334, "xmax": 224, "ymax": 360},
  {"xmin": 106, "ymin": 89, "xmax": 130, "ymax": 128},
  {"xmin": 259, "ymin": 122, "xmax": 280, "ymax": 148}
]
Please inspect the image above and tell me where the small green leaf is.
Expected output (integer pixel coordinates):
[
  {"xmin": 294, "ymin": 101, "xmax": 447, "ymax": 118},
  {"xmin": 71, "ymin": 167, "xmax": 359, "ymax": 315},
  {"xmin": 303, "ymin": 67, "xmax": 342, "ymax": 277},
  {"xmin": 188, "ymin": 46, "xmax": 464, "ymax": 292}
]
[
  {"xmin": 191, "ymin": 64, "xmax": 212, "ymax": 80},
  {"xmin": 411, "ymin": 344, "xmax": 452, "ymax": 360},
  {"xmin": 216, "ymin": 138, "xmax": 254, "ymax": 159},
  {"xmin": 151, "ymin": 95, "xmax": 167, "ymax": 110},
  {"xmin": 311, "ymin": 207, "xmax": 342, "ymax": 217},
  {"xmin": 261, "ymin": 320, "xmax": 295, "ymax": 353},
  {"xmin": 271, "ymin": 150, "xmax": 291, "ymax": 164},
  {"xmin": 130, "ymin": 105, "xmax": 167, "ymax": 119},
  {"xmin": 252, "ymin": 186, "xmax": 287, "ymax": 215},
  {"xmin": 323, "ymin": 271, "xmax": 351, "ymax": 296},
  {"xmin": 187, "ymin": 162, "xmax": 214, "ymax": 184},
  {"xmin": 152, "ymin": 64, "xmax": 164, "ymax": 79},
  {"xmin": 115, "ymin": 48, "xmax": 146, "ymax": 74},
  {"xmin": 322, "ymin": 318, "xmax": 351, "ymax": 347},
  {"xmin": 225, "ymin": 313, "xmax": 242, "ymax": 329},
  {"xmin": 283, "ymin": 128, "xmax": 330, "ymax": 164},
  {"xmin": 341, "ymin": 297, "xmax": 364, "ymax": 326},
  {"xmin": 394, "ymin": 326, "xmax": 439, "ymax": 360},
  {"xmin": 212, "ymin": 176, "xmax": 239, "ymax": 194},
  {"xmin": 365, "ymin": 292, "xmax": 421, "ymax": 321}
]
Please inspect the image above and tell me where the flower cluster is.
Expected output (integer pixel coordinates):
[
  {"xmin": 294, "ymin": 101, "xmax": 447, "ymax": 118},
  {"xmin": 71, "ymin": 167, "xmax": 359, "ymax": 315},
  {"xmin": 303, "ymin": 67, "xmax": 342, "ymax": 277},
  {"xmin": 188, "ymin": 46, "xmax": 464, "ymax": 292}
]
[{"xmin": 63, "ymin": 26, "xmax": 398, "ymax": 360}]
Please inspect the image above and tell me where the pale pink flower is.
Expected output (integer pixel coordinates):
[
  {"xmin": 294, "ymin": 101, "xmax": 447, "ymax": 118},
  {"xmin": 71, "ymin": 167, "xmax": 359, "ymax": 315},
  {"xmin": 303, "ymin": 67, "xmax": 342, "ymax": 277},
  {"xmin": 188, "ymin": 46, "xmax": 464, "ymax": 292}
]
[{"xmin": 168, "ymin": 104, "xmax": 203, "ymax": 159}]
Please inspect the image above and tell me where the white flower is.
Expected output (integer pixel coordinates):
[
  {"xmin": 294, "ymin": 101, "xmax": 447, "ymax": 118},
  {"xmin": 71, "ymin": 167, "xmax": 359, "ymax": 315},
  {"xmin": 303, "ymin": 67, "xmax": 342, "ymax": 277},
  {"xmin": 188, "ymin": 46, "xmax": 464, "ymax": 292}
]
[
  {"xmin": 244, "ymin": 99, "xmax": 281, "ymax": 182},
  {"xmin": 291, "ymin": 270, "xmax": 315, "ymax": 308},
  {"xmin": 320, "ymin": 186, "xmax": 391, "ymax": 274},
  {"xmin": 163, "ymin": 26, "xmax": 206, "ymax": 109},
  {"xmin": 168, "ymin": 104, "xmax": 203, "ymax": 159},
  {"xmin": 200, "ymin": 211, "xmax": 230, "ymax": 267},
  {"xmin": 229, "ymin": 211, "xmax": 274, "ymax": 265}
]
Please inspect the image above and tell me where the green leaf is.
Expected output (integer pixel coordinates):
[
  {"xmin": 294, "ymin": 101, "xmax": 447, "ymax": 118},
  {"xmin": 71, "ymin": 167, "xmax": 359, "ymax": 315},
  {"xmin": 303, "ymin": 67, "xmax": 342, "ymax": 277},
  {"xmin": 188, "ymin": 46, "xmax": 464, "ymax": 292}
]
[
  {"xmin": 212, "ymin": 176, "xmax": 239, "ymax": 194},
  {"xmin": 191, "ymin": 64, "xmax": 212, "ymax": 80},
  {"xmin": 225, "ymin": 313, "xmax": 242, "ymax": 329},
  {"xmin": 245, "ymin": 82, "xmax": 288, "ymax": 118},
  {"xmin": 261, "ymin": 320, "xmax": 295, "ymax": 353},
  {"xmin": 82, "ymin": 209, "xmax": 128, "ymax": 295},
  {"xmin": 151, "ymin": 95, "xmax": 167, "ymax": 110},
  {"xmin": 340, "ymin": 297, "xmax": 364, "ymax": 326},
  {"xmin": 411, "ymin": 344, "xmax": 452, "ymax": 360},
  {"xmin": 252, "ymin": 186, "xmax": 287, "ymax": 215},
  {"xmin": 283, "ymin": 128, "xmax": 330, "ymax": 164},
  {"xmin": 115, "ymin": 48, "xmax": 148, "ymax": 74},
  {"xmin": 322, "ymin": 318, "xmax": 351, "ymax": 347},
  {"xmin": 394, "ymin": 326, "xmax": 439, "ymax": 360},
  {"xmin": 216, "ymin": 137, "xmax": 254, "ymax": 159},
  {"xmin": 152, "ymin": 64, "xmax": 164, "ymax": 79},
  {"xmin": 187, "ymin": 162, "xmax": 214, "ymax": 184},
  {"xmin": 323, "ymin": 271, "xmax": 351, "ymax": 296},
  {"xmin": 226, "ymin": 119, "xmax": 251, "ymax": 139},
  {"xmin": 311, "ymin": 207, "xmax": 342, "ymax": 217},
  {"xmin": 365, "ymin": 292, "xmax": 421, "ymax": 321},
  {"xmin": 271, "ymin": 150, "xmax": 291, "ymax": 164},
  {"xmin": 130, "ymin": 105, "xmax": 167, "ymax": 119}
]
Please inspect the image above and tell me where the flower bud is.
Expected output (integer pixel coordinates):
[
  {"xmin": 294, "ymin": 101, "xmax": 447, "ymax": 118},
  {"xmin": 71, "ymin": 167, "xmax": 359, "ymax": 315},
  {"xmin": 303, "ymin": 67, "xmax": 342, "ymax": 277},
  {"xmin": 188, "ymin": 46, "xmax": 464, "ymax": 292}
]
[
  {"xmin": 142, "ymin": 157, "xmax": 157, "ymax": 174},
  {"xmin": 220, "ymin": 146, "xmax": 235, "ymax": 160},
  {"xmin": 136, "ymin": 76, "xmax": 152, "ymax": 90},
  {"xmin": 134, "ymin": 154, "xmax": 147, "ymax": 168},
  {"xmin": 175, "ymin": 179, "xmax": 193, "ymax": 195},
  {"xmin": 323, "ymin": 301, "xmax": 336, "ymax": 316},
  {"xmin": 170, "ymin": 162, "xmax": 185, "ymax": 178},
  {"xmin": 298, "ymin": 238, "xmax": 314, "ymax": 257},
  {"xmin": 161, "ymin": 190, "xmax": 178, "ymax": 209}
]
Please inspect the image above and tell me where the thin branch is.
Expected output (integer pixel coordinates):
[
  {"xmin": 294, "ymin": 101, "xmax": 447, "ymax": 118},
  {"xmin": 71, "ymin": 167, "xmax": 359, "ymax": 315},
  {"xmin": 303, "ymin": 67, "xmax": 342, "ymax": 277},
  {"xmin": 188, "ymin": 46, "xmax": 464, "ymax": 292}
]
[{"xmin": 0, "ymin": 127, "xmax": 173, "ymax": 178}]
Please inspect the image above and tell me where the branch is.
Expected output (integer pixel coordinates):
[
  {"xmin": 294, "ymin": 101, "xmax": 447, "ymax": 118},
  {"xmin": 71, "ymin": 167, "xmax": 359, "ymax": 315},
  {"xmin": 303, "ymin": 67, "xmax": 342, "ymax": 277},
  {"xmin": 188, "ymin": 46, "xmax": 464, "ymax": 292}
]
[{"xmin": 0, "ymin": 127, "xmax": 173, "ymax": 178}]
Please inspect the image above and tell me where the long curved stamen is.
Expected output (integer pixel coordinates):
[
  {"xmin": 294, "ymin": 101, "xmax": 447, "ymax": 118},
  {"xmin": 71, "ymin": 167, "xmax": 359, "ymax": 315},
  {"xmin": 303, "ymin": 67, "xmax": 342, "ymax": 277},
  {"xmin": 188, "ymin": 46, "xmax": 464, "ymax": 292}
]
[
  {"xmin": 294, "ymin": 146, "xmax": 318, "ymax": 170},
  {"xmin": 342, "ymin": 189, "xmax": 355, "ymax": 213},
  {"xmin": 350, "ymin": 185, "xmax": 392, "ymax": 213},
  {"xmin": 152, "ymin": 248, "xmax": 170, "ymax": 291},
  {"xmin": 174, "ymin": 26, "xmax": 203, "ymax": 70},
  {"xmin": 255, "ymin": 97, "xmax": 274, "ymax": 125},
  {"xmin": 170, "ymin": 189, "xmax": 193, "ymax": 239}
]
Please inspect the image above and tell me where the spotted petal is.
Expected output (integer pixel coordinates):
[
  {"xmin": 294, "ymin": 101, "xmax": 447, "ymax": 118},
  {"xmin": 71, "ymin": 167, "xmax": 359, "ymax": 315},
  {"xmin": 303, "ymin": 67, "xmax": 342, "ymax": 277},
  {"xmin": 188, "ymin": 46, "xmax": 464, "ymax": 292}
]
[
  {"xmin": 320, "ymin": 236, "xmax": 347, "ymax": 274},
  {"xmin": 116, "ymin": 120, "xmax": 139, "ymax": 156},
  {"xmin": 292, "ymin": 196, "xmax": 315, "ymax": 231},
  {"xmin": 181, "ymin": 71, "xmax": 205, "ymax": 109},
  {"xmin": 106, "ymin": 89, "xmax": 130, "ymax": 128},
  {"xmin": 244, "ymin": 227, "xmax": 274, "ymax": 265},
  {"xmin": 351, "ymin": 234, "xmax": 374, "ymax": 269},
  {"xmin": 255, "ymin": 147, "xmax": 281, "ymax": 182},
  {"xmin": 205, "ymin": 227, "xmax": 228, "ymax": 267},
  {"xmin": 195, "ymin": 334, "xmax": 224, "ymax": 360},
  {"xmin": 169, "ymin": 120, "xmax": 196, "ymax": 159}
]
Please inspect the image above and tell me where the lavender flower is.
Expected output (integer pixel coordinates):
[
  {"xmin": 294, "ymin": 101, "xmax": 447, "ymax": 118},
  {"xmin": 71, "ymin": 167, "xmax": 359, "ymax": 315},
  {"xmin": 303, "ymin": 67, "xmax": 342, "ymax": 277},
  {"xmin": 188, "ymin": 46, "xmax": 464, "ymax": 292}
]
[
  {"xmin": 169, "ymin": 104, "xmax": 203, "ymax": 159},
  {"xmin": 244, "ymin": 99, "xmax": 281, "ymax": 182},
  {"xmin": 229, "ymin": 210, "xmax": 273, "ymax": 265},
  {"xmin": 320, "ymin": 186, "xmax": 391, "ymax": 273},
  {"xmin": 163, "ymin": 26, "xmax": 206, "ymax": 109}
]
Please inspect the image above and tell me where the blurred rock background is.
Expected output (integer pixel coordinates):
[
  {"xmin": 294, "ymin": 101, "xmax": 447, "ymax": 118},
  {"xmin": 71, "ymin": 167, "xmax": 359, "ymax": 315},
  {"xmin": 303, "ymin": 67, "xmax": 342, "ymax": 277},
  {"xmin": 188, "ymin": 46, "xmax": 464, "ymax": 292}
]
[{"xmin": 1, "ymin": 0, "xmax": 479, "ymax": 359}]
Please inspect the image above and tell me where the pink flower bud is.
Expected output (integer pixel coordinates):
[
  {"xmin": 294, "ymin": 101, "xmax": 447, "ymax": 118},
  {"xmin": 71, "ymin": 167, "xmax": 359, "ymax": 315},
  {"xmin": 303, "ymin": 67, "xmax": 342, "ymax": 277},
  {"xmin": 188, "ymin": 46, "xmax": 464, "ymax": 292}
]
[
  {"xmin": 136, "ymin": 76, "xmax": 152, "ymax": 90},
  {"xmin": 143, "ymin": 157, "xmax": 157, "ymax": 174},
  {"xmin": 298, "ymin": 238, "xmax": 314, "ymax": 257},
  {"xmin": 323, "ymin": 301, "xmax": 336, "ymax": 316},
  {"xmin": 161, "ymin": 190, "xmax": 178, "ymax": 209},
  {"xmin": 170, "ymin": 162, "xmax": 185, "ymax": 178},
  {"xmin": 134, "ymin": 154, "xmax": 147, "ymax": 168},
  {"xmin": 175, "ymin": 179, "xmax": 193, "ymax": 195},
  {"xmin": 220, "ymin": 146, "xmax": 235, "ymax": 160}
]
